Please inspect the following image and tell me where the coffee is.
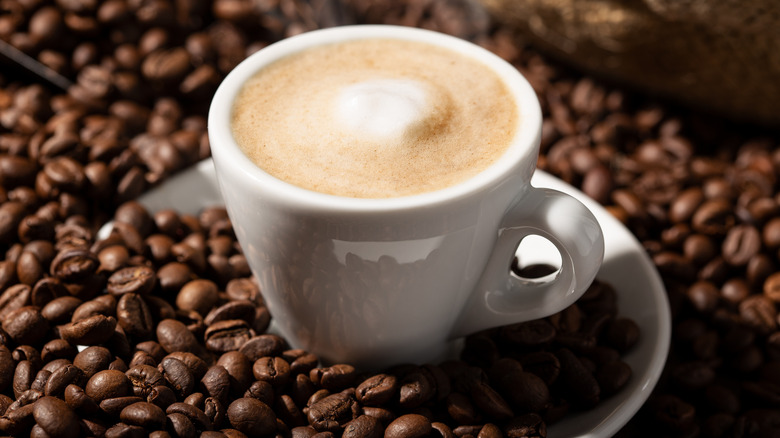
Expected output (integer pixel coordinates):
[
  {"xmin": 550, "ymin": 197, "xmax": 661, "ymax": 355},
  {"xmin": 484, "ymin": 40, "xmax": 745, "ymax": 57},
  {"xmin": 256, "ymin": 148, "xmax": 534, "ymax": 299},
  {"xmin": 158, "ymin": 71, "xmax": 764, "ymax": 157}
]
[{"xmin": 230, "ymin": 38, "xmax": 518, "ymax": 198}]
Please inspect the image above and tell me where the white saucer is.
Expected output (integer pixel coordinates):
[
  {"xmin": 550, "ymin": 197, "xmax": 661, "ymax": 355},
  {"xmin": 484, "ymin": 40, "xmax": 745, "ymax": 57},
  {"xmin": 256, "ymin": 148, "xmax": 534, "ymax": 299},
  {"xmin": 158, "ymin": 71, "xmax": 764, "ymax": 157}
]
[{"xmin": 131, "ymin": 159, "xmax": 671, "ymax": 438}]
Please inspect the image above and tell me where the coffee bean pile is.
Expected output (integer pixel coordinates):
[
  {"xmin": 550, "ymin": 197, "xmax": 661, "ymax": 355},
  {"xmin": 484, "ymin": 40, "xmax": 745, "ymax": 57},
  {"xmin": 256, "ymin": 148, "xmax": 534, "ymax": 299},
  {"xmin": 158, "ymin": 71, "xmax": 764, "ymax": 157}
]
[
  {"xmin": 0, "ymin": 0, "xmax": 779, "ymax": 436},
  {"xmin": 0, "ymin": 197, "xmax": 637, "ymax": 437}
]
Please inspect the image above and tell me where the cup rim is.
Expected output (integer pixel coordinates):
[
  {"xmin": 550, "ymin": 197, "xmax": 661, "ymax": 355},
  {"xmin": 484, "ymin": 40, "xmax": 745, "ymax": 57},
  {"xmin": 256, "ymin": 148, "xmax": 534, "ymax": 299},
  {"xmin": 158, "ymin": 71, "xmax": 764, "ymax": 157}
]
[{"xmin": 208, "ymin": 24, "xmax": 542, "ymax": 213}]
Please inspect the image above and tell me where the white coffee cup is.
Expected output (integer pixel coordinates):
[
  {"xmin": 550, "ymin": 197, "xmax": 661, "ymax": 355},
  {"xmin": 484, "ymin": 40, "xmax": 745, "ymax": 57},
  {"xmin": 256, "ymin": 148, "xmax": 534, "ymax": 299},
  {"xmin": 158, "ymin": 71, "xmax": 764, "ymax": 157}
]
[{"xmin": 208, "ymin": 25, "xmax": 604, "ymax": 369}]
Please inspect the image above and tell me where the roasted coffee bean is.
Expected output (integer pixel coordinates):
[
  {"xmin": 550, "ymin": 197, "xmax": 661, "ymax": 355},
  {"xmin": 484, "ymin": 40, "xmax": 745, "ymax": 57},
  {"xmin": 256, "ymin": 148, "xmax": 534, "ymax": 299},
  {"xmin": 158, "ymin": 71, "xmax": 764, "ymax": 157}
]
[
  {"xmin": 144, "ymin": 295, "xmax": 177, "ymax": 321},
  {"xmin": 557, "ymin": 349, "xmax": 600, "ymax": 408},
  {"xmin": 385, "ymin": 414, "xmax": 431, "ymax": 438},
  {"xmin": 764, "ymin": 273, "xmax": 780, "ymax": 303},
  {"xmin": 120, "ymin": 401, "xmax": 166, "ymax": 429},
  {"xmin": 692, "ymin": 199, "xmax": 735, "ymax": 236},
  {"xmin": 276, "ymin": 393, "xmax": 306, "ymax": 428},
  {"xmin": 503, "ymin": 413, "xmax": 546, "ymax": 438},
  {"xmin": 44, "ymin": 364, "xmax": 84, "ymax": 396},
  {"xmin": 30, "ymin": 369, "xmax": 51, "ymax": 393},
  {"xmin": 142, "ymin": 48, "xmax": 192, "ymax": 82},
  {"xmin": 290, "ymin": 374, "xmax": 317, "ymax": 407},
  {"xmin": 343, "ymin": 414, "xmax": 382, "ymax": 438},
  {"xmin": 71, "ymin": 297, "xmax": 115, "ymax": 322},
  {"xmin": 445, "ymin": 392, "xmax": 478, "ymax": 425},
  {"xmin": 157, "ymin": 318, "xmax": 201, "ymax": 354},
  {"xmin": 204, "ymin": 300, "xmax": 255, "ymax": 326},
  {"xmin": 397, "ymin": 367, "xmax": 436, "ymax": 409},
  {"xmin": 469, "ymin": 380, "xmax": 513, "ymax": 420},
  {"xmin": 176, "ymin": 308, "xmax": 206, "ymax": 337},
  {"xmin": 166, "ymin": 412, "xmax": 198, "ymax": 437},
  {"xmin": 116, "ymin": 293, "xmax": 154, "ymax": 338},
  {"xmin": 290, "ymin": 352, "xmax": 320, "ymax": 376},
  {"xmin": 722, "ymin": 278, "xmax": 750, "ymax": 305},
  {"xmin": 253, "ymin": 356, "xmax": 291, "ymax": 388},
  {"xmin": 148, "ymin": 384, "xmax": 177, "ymax": 410},
  {"xmin": 31, "ymin": 277, "xmax": 67, "ymax": 307},
  {"xmin": 595, "ymin": 360, "xmax": 632, "ymax": 396},
  {"xmin": 41, "ymin": 338, "xmax": 77, "ymax": 363},
  {"xmin": 603, "ymin": 318, "xmax": 640, "ymax": 352},
  {"xmin": 167, "ymin": 402, "xmax": 213, "ymax": 431},
  {"xmin": 500, "ymin": 320, "xmax": 556, "ymax": 347},
  {"xmin": 98, "ymin": 245, "xmax": 130, "ymax": 273},
  {"xmin": 292, "ymin": 425, "xmax": 319, "ymax": 438},
  {"xmin": 453, "ymin": 424, "xmax": 483, "ymax": 437},
  {"xmin": 204, "ymin": 319, "xmax": 254, "ymax": 353},
  {"xmin": 307, "ymin": 392, "xmax": 360, "ymax": 433},
  {"xmin": 73, "ymin": 346, "xmax": 112, "ymax": 379},
  {"xmin": 225, "ymin": 277, "xmax": 262, "ymax": 304},
  {"xmin": 226, "ymin": 397, "xmax": 276, "ymax": 436},
  {"xmin": 32, "ymin": 396, "xmax": 79, "ymax": 438},
  {"xmin": 2, "ymin": 305, "xmax": 49, "ymax": 345},
  {"xmin": 104, "ymin": 422, "xmax": 145, "ymax": 438},
  {"xmin": 85, "ymin": 369, "xmax": 132, "ymax": 403},
  {"xmin": 64, "ymin": 383, "xmax": 99, "ymax": 414},
  {"xmin": 137, "ymin": 341, "xmax": 167, "ymax": 363},
  {"xmin": 176, "ymin": 278, "xmax": 219, "ymax": 316},
  {"xmin": 0, "ymin": 261, "xmax": 19, "ymax": 296},
  {"xmin": 159, "ymin": 357, "xmax": 195, "ymax": 399},
  {"xmin": 245, "ymin": 380, "xmax": 275, "ymax": 406},
  {"xmin": 126, "ymin": 364, "xmax": 165, "ymax": 398},
  {"xmin": 311, "ymin": 364, "xmax": 356, "ymax": 392},
  {"xmin": 184, "ymin": 390, "xmax": 211, "ymax": 409},
  {"xmin": 0, "ymin": 283, "xmax": 31, "ymax": 320},
  {"xmin": 59, "ymin": 314, "xmax": 117, "ymax": 345},
  {"xmin": 0, "ymin": 346, "xmax": 15, "ymax": 393},
  {"xmin": 100, "ymin": 396, "xmax": 145, "ymax": 417},
  {"xmin": 114, "ymin": 201, "xmax": 153, "ymax": 237},
  {"xmin": 201, "ymin": 365, "xmax": 231, "ymax": 405},
  {"xmin": 722, "ymin": 225, "xmax": 762, "ymax": 266},
  {"xmin": 650, "ymin": 394, "xmax": 696, "ymax": 432},
  {"xmin": 49, "ymin": 248, "xmax": 98, "ymax": 282},
  {"xmin": 239, "ymin": 334, "xmax": 287, "ymax": 361},
  {"xmin": 157, "ymin": 261, "xmax": 194, "ymax": 293},
  {"xmin": 216, "ymin": 351, "xmax": 254, "ymax": 394},
  {"xmin": 432, "ymin": 422, "xmax": 455, "ymax": 438},
  {"xmin": 356, "ymin": 374, "xmax": 398, "ymax": 406},
  {"xmin": 16, "ymin": 250, "xmax": 44, "ymax": 284},
  {"xmin": 165, "ymin": 352, "xmax": 209, "ymax": 381},
  {"xmin": 739, "ymin": 295, "xmax": 777, "ymax": 333},
  {"xmin": 107, "ymin": 265, "xmax": 156, "ymax": 295},
  {"xmin": 477, "ymin": 423, "xmax": 502, "ymax": 438},
  {"xmin": 495, "ymin": 368, "xmax": 550, "ymax": 414}
]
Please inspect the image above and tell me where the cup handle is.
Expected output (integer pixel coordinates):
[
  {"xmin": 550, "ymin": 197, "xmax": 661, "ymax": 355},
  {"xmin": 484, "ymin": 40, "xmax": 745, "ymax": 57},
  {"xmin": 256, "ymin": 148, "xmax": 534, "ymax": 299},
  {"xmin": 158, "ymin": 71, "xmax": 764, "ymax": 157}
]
[{"xmin": 451, "ymin": 187, "xmax": 604, "ymax": 338}]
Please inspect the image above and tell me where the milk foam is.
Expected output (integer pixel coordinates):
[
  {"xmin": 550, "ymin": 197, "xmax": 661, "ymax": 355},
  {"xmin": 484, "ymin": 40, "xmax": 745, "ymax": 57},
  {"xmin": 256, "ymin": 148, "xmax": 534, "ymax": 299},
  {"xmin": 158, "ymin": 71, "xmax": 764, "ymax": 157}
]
[
  {"xmin": 231, "ymin": 38, "xmax": 518, "ymax": 198},
  {"xmin": 336, "ymin": 79, "xmax": 428, "ymax": 139}
]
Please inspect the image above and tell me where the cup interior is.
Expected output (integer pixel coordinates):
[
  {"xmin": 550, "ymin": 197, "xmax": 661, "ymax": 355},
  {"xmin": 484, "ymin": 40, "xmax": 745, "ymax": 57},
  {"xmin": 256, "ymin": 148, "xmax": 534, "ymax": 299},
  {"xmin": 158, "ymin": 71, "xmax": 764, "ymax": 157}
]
[{"xmin": 208, "ymin": 24, "xmax": 543, "ymax": 211}]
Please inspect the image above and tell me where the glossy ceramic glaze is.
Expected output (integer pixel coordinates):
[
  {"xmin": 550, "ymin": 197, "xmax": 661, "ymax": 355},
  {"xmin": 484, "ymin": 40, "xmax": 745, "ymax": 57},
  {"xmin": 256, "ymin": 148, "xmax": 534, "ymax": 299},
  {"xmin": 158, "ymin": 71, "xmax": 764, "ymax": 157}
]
[{"xmin": 207, "ymin": 25, "xmax": 604, "ymax": 369}]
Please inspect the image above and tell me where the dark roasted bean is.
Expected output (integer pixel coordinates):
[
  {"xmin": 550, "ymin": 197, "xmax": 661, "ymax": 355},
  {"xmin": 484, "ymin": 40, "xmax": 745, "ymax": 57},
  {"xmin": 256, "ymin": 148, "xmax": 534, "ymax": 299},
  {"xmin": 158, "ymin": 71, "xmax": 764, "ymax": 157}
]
[
  {"xmin": 160, "ymin": 357, "xmax": 195, "ymax": 399},
  {"xmin": 107, "ymin": 265, "xmax": 156, "ymax": 296},
  {"xmin": 226, "ymin": 397, "xmax": 276, "ymax": 436},
  {"xmin": 59, "ymin": 314, "xmax": 117, "ymax": 345},
  {"xmin": 253, "ymin": 356, "xmax": 291, "ymax": 388},
  {"xmin": 205, "ymin": 319, "xmax": 254, "ymax": 353},
  {"xmin": 385, "ymin": 414, "xmax": 431, "ymax": 438},
  {"xmin": 307, "ymin": 392, "xmax": 360, "ymax": 433},
  {"xmin": 85, "ymin": 369, "xmax": 132, "ymax": 402},
  {"xmin": 356, "ymin": 374, "xmax": 398, "ymax": 406}
]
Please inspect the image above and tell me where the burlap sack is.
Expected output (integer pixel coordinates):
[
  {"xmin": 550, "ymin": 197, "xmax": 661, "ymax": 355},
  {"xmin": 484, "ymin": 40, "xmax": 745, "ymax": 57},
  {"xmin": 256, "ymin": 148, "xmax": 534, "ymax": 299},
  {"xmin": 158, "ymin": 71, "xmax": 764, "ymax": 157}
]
[{"xmin": 479, "ymin": 0, "xmax": 780, "ymax": 126}]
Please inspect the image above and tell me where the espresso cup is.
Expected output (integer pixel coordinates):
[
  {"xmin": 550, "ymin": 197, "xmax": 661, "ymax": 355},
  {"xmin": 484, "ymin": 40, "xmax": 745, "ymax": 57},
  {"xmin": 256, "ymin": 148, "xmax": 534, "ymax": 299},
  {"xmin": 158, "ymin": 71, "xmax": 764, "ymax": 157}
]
[{"xmin": 208, "ymin": 25, "xmax": 604, "ymax": 369}]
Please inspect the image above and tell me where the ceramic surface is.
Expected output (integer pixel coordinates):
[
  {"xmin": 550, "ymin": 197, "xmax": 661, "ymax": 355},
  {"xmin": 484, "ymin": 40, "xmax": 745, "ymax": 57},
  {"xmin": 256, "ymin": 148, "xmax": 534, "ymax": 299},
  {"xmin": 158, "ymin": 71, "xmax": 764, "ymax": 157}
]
[
  {"xmin": 121, "ymin": 159, "xmax": 670, "ymax": 437},
  {"xmin": 207, "ymin": 25, "xmax": 604, "ymax": 369}
]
